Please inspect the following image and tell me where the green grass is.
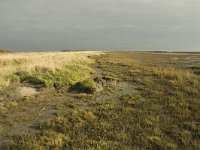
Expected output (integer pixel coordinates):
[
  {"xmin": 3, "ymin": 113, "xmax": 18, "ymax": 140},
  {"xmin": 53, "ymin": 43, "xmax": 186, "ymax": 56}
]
[
  {"xmin": 68, "ymin": 79, "xmax": 96, "ymax": 94},
  {"xmin": 75, "ymin": 79, "xmax": 96, "ymax": 93},
  {"xmin": 79, "ymin": 79, "xmax": 96, "ymax": 89},
  {"xmin": 9, "ymin": 64, "xmax": 93, "ymax": 88}
]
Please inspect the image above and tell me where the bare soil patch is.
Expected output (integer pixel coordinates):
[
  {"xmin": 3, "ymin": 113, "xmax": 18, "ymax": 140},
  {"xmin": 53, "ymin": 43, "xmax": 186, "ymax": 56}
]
[{"xmin": 18, "ymin": 86, "xmax": 39, "ymax": 97}]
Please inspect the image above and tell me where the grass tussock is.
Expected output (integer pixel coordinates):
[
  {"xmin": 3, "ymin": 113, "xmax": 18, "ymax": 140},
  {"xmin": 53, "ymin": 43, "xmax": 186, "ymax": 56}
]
[{"xmin": 71, "ymin": 79, "xmax": 97, "ymax": 94}]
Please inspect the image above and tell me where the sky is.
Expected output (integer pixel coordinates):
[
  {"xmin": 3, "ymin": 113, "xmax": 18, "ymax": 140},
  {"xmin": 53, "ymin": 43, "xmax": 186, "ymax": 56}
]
[{"xmin": 0, "ymin": 0, "xmax": 200, "ymax": 51}]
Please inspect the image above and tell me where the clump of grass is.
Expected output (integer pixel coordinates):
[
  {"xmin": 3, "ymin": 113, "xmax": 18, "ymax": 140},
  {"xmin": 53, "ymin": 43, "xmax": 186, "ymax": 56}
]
[
  {"xmin": 69, "ymin": 79, "xmax": 96, "ymax": 94},
  {"xmin": 2, "ymin": 131, "xmax": 68, "ymax": 150},
  {"xmin": 6, "ymin": 101, "xmax": 18, "ymax": 109},
  {"xmin": 78, "ymin": 79, "xmax": 96, "ymax": 90},
  {"xmin": 120, "ymin": 93, "xmax": 141, "ymax": 106},
  {"xmin": 0, "ymin": 77, "xmax": 10, "ymax": 88}
]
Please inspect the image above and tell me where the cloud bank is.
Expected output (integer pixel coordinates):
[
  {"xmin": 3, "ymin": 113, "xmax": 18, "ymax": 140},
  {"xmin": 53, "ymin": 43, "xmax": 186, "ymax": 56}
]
[{"xmin": 0, "ymin": 0, "xmax": 200, "ymax": 51}]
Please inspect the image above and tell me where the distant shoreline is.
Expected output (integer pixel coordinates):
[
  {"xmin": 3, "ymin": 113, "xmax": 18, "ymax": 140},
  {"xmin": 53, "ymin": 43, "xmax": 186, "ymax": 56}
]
[{"xmin": 0, "ymin": 48, "xmax": 200, "ymax": 53}]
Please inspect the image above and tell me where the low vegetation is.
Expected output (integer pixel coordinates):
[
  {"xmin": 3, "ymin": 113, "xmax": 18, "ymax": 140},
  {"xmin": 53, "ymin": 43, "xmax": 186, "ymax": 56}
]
[
  {"xmin": 0, "ymin": 51, "xmax": 200, "ymax": 149},
  {"xmin": 69, "ymin": 79, "xmax": 97, "ymax": 94},
  {"xmin": 0, "ymin": 51, "xmax": 100, "ymax": 88},
  {"xmin": 191, "ymin": 65, "xmax": 200, "ymax": 75},
  {"xmin": 0, "ymin": 49, "xmax": 12, "ymax": 53}
]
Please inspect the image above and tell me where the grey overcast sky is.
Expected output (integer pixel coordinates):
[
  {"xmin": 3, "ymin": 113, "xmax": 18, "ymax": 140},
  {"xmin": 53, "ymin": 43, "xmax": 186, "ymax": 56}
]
[{"xmin": 0, "ymin": 0, "xmax": 200, "ymax": 51}]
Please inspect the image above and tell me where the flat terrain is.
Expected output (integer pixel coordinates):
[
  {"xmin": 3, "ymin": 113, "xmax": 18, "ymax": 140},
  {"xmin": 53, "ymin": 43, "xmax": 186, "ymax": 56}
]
[{"xmin": 0, "ymin": 51, "xmax": 200, "ymax": 149}]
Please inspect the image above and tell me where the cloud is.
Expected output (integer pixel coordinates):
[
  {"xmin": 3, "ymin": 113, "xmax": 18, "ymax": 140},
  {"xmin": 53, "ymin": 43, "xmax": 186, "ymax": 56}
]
[{"xmin": 0, "ymin": 0, "xmax": 200, "ymax": 51}]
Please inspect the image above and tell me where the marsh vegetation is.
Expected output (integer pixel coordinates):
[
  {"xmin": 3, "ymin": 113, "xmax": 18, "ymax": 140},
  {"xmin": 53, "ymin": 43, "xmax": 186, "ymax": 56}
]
[{"xmin": 0, "ymin": 51, "xmax": 200, "ymax": 149}]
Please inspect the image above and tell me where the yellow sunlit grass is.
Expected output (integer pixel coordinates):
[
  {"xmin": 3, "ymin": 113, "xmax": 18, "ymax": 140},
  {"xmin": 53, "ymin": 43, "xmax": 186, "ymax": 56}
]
[{"xmin": 0, "ymin": 51, "xmax": 102, "ymax": 88}]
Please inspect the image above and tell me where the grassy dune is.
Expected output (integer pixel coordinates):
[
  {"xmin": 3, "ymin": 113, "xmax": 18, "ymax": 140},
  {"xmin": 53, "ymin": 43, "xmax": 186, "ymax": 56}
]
[
  {"xmin": 0, "ymin": 51, "xmax": 100, "ymax": 88},
  {"xmin": 0, "ymin": 51, "xmax": 200, "ymax": 149}
]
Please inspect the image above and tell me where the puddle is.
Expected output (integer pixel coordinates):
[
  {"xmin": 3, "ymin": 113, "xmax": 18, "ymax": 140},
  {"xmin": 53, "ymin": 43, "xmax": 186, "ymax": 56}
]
[
  {"xmin": 96, "ymin": 82, "xmax": 136, "ymax": 103},
  {"xmin": 93, "ymin": 61, "xmax": 137, "ymax": 103},
  {"xmin": 18, "ymin": 87, "xmax": 39, "ymax": 97}
]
